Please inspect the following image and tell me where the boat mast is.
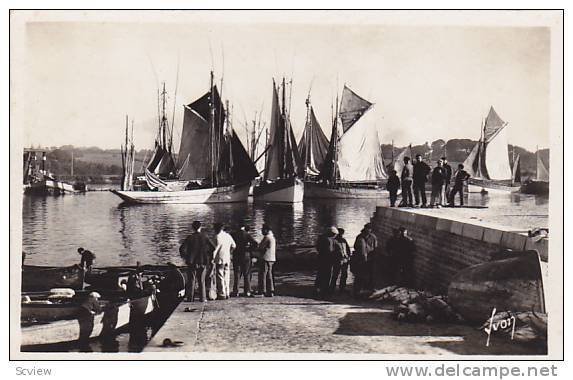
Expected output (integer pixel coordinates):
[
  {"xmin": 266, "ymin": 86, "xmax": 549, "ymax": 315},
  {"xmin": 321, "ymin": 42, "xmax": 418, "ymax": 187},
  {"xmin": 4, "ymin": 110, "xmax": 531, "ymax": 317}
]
[
  {"xmin": 209, "ymin": 71, "xmax": 217, "ymax": 187},
  {"xmin": 161, "ymin": 82, "xmax": 168, "ymax": 149},
  {"xmin": 332, "ymin": 92, "xmax": 340, "ymax": 185},
  {"xmin": 536, "ymin": 145, "xmax": 539, "ymax": 181},
  {"xmin": 304, "ymin": 94, "xmax": 311, "ymax": 179},
  {"xmin": 281, "ymin": 77, "xmax": 287, "ymax": 179}
]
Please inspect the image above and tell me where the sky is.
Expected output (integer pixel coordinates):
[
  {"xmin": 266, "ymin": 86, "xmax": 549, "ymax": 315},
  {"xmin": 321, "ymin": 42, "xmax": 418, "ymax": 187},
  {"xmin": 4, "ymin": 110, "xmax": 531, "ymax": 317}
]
[{"xmin": 14, "ymin": 11, "xmax": 552, "ymax": 151}]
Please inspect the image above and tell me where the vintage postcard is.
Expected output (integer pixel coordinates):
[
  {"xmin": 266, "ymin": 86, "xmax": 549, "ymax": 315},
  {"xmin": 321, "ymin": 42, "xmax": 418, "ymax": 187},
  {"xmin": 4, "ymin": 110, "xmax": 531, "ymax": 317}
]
[{"xmin": 9, "ymin": 9, "xmax": 564, "ymax": 361}]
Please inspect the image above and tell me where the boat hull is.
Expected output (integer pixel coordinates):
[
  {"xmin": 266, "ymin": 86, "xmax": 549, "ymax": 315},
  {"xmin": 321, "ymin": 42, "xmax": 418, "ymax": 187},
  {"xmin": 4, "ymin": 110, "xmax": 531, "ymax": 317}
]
[
  {"xmin": 447, "ymin": 250, "xmax": 545, "ymax": 323},
  {"xmin": 253, "ymin": 177, "xmax": 304, "ymax": 203},
  {"xmin": 20, "ymin": 295, "xmax": 155, "ymax": 347},
  {"xmin": 467, "ymin": 179, "xmax": 521, "ymax": 194},
  {"xmin": 110, "ymin": 182, "xmax": 251, "ymax": 204},
  {"xmin": 24, "ymin": 179, "xmax": 77, "ymax": 195},
  {"xmin": 520, "ymin": 180, "xmax": 549, "ymax": 195},
  {"xmin": 22, "ymin": 265, "xmax": 85, "ymax": 292},
  {"xmin": 304, "ymin": 181, "xmax": 386, "ymax": 199}
]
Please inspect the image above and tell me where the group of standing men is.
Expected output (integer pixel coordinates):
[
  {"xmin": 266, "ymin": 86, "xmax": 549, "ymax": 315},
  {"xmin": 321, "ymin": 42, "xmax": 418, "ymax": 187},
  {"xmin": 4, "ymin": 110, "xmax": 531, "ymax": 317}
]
[
  {"xmin": 315, "ymin": 223, "xmax": 378, "ymax": 298},
  {"xmin": 386, "ymin": 155, "xmax": 471, "ymax": 208},
  {"xmin": 315, "ymin": 223, "xmax": 417, "ymax": 298},
  {"xmin": 179, "ymin": 221, "xmax": 277, "ymax": 302}
]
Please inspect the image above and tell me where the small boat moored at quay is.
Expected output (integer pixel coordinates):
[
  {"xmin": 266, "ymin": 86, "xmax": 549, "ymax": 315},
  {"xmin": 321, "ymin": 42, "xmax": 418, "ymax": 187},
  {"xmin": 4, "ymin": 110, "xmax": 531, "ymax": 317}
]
[
  {"xmin": 447, "ymin": 250, "xmax": 545, "ymax": 323},
  {"xmin": 20, "ymin": 265, "xmax": 186, "ymax": 348}
]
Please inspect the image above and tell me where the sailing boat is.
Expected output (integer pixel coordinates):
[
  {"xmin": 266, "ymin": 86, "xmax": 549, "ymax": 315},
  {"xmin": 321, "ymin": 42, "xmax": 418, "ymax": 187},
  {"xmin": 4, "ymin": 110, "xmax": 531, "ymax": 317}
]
[
  {"xmin": 253, "ymin": 78, "xmax": 304, "ymax": 203},
  {"xmin": 521, "ymin": 148, "xmax": 549, "ymax": 195},
  {"xmin": 305, "ymin": 85, "xmax": 387, "ymax": 199},
  {"xmin": 462, "ymin": 106, "xmax": 521, "ymax": 193},
  {"xmin": 298, "ymin": 95, "xmax": 330, "ymax": 180},
  {"xmin": 111, "ymin": 72, "xmax": 258, "ymax": 204},
  {"xmin": 23, "ymin": 149, "xmax": 77, "ymax": 195}
]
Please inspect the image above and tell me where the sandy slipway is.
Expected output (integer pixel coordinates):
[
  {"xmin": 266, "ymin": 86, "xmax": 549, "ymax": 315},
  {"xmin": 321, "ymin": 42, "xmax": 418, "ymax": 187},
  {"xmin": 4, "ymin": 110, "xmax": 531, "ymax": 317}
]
[{"xmin": 145, "ymin": 271, "xmax": 545, "ymax": 356}]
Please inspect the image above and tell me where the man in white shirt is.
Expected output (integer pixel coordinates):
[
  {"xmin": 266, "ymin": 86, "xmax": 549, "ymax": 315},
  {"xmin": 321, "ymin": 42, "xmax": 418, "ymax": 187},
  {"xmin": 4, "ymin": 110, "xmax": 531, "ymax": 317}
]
[{"xmin": 213, "ymin": 223, "xmax": 236, "ymax": 300}]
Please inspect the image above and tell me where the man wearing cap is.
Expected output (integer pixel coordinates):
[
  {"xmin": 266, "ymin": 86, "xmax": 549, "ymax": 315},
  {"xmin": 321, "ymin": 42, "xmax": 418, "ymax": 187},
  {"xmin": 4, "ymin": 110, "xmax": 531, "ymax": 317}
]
[
  {"xmin": 315, "ymin": 226, "xmax": 339, "ymax": 298},
  {"xmin": 352, "ymin": 223, "xmax": 378, "ymax": 295},
  {"xmin": 179, "ymin": 221, "xmax": 215, "ymax": 302},
  {"xmin": 231, "ymin": 225, "xmax": 258, "ymax": 297},
  {"xmin": 413, "ymin": 154, "xmax": 431, "ymax": 207}
]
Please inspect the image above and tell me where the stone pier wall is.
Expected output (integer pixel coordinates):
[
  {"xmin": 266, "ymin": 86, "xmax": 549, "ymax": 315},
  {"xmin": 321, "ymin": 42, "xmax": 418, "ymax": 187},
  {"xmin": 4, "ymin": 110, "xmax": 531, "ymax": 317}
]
[{"xmin": 370, "ymin": 206, "xmax": 548, "ymax": 293}]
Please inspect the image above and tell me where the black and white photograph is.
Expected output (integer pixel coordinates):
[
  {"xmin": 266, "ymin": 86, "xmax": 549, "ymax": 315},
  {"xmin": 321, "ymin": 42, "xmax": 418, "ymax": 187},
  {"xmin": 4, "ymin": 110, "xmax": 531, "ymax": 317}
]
[{"xmin": 8, "ymin": 9, "xmax": 564, "ymax": 363}]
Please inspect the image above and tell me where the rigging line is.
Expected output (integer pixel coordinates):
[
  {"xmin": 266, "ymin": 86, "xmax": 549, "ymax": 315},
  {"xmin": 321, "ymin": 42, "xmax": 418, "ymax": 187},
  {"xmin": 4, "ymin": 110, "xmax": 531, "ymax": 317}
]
[{"xmin": 171, "ymin": 54, "xmax": 180, "ymax": 152}]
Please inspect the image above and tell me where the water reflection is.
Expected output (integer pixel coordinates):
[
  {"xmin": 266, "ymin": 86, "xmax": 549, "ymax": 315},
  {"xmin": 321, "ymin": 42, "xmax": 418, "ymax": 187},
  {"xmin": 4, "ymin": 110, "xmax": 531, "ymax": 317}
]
[{"xmin": 22, "ymin": 191, "xmax": 548, "ymax": 267}]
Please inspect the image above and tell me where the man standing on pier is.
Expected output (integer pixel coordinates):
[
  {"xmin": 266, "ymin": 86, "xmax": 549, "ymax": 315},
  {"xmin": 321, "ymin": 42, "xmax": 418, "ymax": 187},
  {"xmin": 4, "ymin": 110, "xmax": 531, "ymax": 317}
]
[
  {"xmin": 179, "ymin": 221, "xmax": 215, "ymax": 302},
  {"xmin": 315, "ymin": 226, "xmax": 338, "ymax": 298},
  {"xmin": 258, "ymin": 224, "xmax": 276, "ymax": 297},
  {"xmin": 400, "ymin": 157, "xmax": 414, "ymax": 207},
  {"xmin": 213, "ymin": 223, "xmax": 236, "ymax": 300},
  {"xmin": 430, "ymin": 159, "xmax": 446, "ymax": 207},
  {"xmin": 386, "ymin": 169, "xmax": 401, "ymax": 207},
  {"xmin": 352, "ymin": 223, "xmax": 378, "ymax": 296},
  {"xmin": 442, "ymin": 156, "xmax": 453, "ymax": 201},
  {"xmin": 386, "ymin": 227, "xmax": 416, "ymax": 287},
  {"xmin": 331, "ymin": 227, "xmax": 351, "ymax": 293},
  {"xmin": 231, "ymin": 225, "xmax": 258, "ymax": 297},
  {"xmin": 449, "ymin": 164, "xmax": 471, "ymax": 206},
  {"xmin": 413, "ymin": 154, "xmax": 431, "ymax": 207}
]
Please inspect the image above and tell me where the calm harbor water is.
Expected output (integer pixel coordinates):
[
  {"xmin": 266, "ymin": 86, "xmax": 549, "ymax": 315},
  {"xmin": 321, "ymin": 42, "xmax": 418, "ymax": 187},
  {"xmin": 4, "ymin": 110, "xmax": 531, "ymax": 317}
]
[
  {"xmin": 22, "ymin": 190, "xmax": 549, "ymax": 267},
  {"xmin": 20, "ymin": 190, "xmax": 549, "ymax": 352}
]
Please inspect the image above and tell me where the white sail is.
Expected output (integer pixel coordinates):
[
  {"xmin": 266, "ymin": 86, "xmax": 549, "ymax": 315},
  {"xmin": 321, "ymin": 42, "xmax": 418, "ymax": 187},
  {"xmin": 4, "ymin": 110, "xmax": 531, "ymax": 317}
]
[
  {"xmin": 484, "ymin": 124, "xmax": 511, "ymax": 180},
  {"xmin": 536, "ymin": 152, "xmax": 550, "ymax": 182},
  {"xmin": 337, "ymin": 109, "xmax": 387, "ymax": 181}
]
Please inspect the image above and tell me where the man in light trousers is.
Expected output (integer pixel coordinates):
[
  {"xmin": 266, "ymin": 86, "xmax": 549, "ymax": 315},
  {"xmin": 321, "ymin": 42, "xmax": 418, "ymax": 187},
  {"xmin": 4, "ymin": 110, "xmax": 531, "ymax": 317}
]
[{"xmin": 213, "ymin": 223, "xmax": 236, "ymax": 300}]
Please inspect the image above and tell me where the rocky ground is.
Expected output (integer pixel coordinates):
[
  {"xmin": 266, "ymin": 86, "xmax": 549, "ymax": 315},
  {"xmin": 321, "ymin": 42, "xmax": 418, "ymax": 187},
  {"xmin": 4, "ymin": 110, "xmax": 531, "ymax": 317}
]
[{"xmin": 145, "ymin": 270, "xmax": 546, "ymax": 356}]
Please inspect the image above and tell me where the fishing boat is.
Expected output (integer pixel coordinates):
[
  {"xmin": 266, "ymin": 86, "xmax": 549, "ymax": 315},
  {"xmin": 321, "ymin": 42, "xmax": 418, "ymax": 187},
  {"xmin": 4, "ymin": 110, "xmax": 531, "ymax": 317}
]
[
  {"xmin": 22, "ymin": 265, "xmax": 85, "ymax": 292},
  {"xmin": 21, "ymin": 291, "xmax": 157, "ymax": 348},
  {"xmin": 111, "ymin": 74, "xmax": 258, "ymax": 204},
  {"xmin": 20, "ymin": 266, "xmax": 186, "ymax": 348},
  {"xmin": 447, "ymin": 250, "xmax": 545, "ymax": 323},
  {"xmin": 463, "ymin": 107, "xmax": 521, "ymax": 194},
  {"xmin": 305, "ymin": 85, "xmax": 387, "ymax": 199},
  {"xmin": 23, "ymin": 150, "xmax": 77, "ymax": 195},
  {"xmin": 253, "ymin": 78, "xmax": 304, "ymax": 203},
  {"xmin": 521, "ymin": 148, "xmax": 549, "ymax": 195}
]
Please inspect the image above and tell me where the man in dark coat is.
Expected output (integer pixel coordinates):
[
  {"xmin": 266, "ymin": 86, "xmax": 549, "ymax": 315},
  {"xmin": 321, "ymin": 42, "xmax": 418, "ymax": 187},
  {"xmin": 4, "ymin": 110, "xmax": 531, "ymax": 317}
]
[
  {"xmin": 78, "ymin": 247, "xmax": 95, "ymax": 271},
  {"xmin": 400, "ymin": 157, "xmax": 414, "ymax": 207},
  {"xmin": 449, "ymin": 164, "xmax": 471, "ymax": 206},
  {"xmin": 179, "ymin": 220, "xmax": 215, "ymax": 302},
  {"xmin": 386, "ymin": 227, "xmax": 416, "ymax": 287},
  {"xmin": 231, "ymin": 225, "xmax": 258, "ymax": 297},
  {"xmin": 430, "ymin": 159, "xmax": 446, "ymax": 207},
  {"xmin": 413, "ymin": 154, "xmax": 431, "ymax": 207},
  {"xmin": 315, "ymin": 226, "xmax": 338, "ymax": 298},
  {"xmin": 386, "ymin": 169, "xmax": 401, "ymax": 207},
  {"xmin": 352, "ymin": 223, "xmax": 378, "ymax": 296}
]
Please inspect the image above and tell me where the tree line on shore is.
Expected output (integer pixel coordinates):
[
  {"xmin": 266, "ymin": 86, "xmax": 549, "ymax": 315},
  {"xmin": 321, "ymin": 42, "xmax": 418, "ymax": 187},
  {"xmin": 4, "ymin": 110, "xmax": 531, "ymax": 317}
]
[{"xmin": 31, "ymin": 140, "xmax": 548, "ymax": 182}]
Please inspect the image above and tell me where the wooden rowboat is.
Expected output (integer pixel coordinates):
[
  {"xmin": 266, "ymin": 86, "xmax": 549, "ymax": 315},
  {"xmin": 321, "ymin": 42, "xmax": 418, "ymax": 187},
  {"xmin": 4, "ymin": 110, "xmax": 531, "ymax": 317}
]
[
  {"xmin": 21, "ymin": 265, "xmax": 186, "ymax": 348},
  {"xmin": 447, "ymin": 250, "xmax": 545, "ymax": 323},
  {"xmin": 22, "ymin": 265, "xmax": 85, "ymax": 292},
  {"xmin": 21, "ymin": 292, "xmax": 156, "ymax": 348}
]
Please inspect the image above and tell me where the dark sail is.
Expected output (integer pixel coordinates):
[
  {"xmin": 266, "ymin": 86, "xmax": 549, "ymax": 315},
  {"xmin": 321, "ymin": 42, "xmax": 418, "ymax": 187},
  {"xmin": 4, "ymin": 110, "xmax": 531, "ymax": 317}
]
[
  {"xmin": 264, "ymin": 79, "xmax": 302, "ymax": 180},
  {"xmin": 177, "ymin": 84, "xmax": 257, "ymax": 184},
  {"xmin": 339, "ymin": 85, "xmax": 373, "ymax": 134},
  {"xmin": 298, "ymin": 107, "xmax": 329, "ymax": 177}
]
